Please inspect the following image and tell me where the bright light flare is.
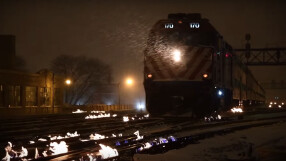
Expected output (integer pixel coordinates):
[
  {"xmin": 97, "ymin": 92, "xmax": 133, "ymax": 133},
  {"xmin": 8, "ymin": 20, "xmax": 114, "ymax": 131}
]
[
  {"xmin": 49, "ymin": 141, "xmax": 68, "ymax": 155},
  {"xmin": 139, "ymin": 142, "xmax": 152, "ymax": 151},
  {"xmin": 126, "ymin": 78, "xmax": 133, "ymax": 85},
  {"xmin": 3, "ymin": 142, "xmax": 16, "ymax": 161},
  {"xmin": 159, "ymin": 137, "xmax": 168, "ymax": 144},
  {"xmin": 85, "ymin": 113, "xmax": 110, "ymax": 119},
  {"xmin": 123, "ymin": 116, "xmax": 129, "ymax": 122},
  {"xmin": 218, "ymin": 90, "xmax": 223, "ymax": 96},
  {"xmin": 35, "ymin": 148, "xmax": 39, "ymax": 159},
  {"xmin": 168, "ymin": 136, "xmax": 177, "ymax": 142},
  {"xmin": 203, "ymin": 73, "xmax": 208, "ymax": 78},
  {"xmin": 65, "ymin": 79, "xmax": 71, "ymax": 85},
  {"xmin": 38, "ymin": 138, "xmax": 47, "ymax": 142},
  {"xmin": 144, "ymin": 142, "xmax": 152, "ymax": 149},
  {"xmin": 136, "ymin": 103, "xmax": 145, "ymax": 111},
  {"xmin": 98, "ymin": 144, "xmax": 119, "ymax": 159},
  {"xmin": 29, "ymin": 141, "xmax": 35, "ymax": 144},
  {"xmin": 66, "ymin": 131, "xmax": 80, "ymax": 138},
  {"xmin": 72, "ymin": 109, "xmax": 87, "ymax": 113},
  {"xmin": 91, "ymin": 110, "xmax": 105, "ymax": 113},
  {"xmin": 134, "ymin": 130, "xmax": 144, "ymax": 140},
  {"xmin": 90, "ymin": 133, "xmax": 105, "ymax": 140},
  {"xmin": 50, "ymin": 135, "xmax": 64, "ymax": 140},
  {"xmin": 230, "ymin": 107, "xmax": 243, "ymax": 113},
  {"xmin": 172, "ymin": 49, "xmax": 181, "ymax": 62},
  {"xmin": 19, "ymin": 146, "xmax": 28, "ymax": 158},
  {"xmin": 48, "ymin": 132, "xmax": 79, "ymax": 141},
  {"xmin": 42, "ymin": 151, "xmax": 48, "ymax": 157}
]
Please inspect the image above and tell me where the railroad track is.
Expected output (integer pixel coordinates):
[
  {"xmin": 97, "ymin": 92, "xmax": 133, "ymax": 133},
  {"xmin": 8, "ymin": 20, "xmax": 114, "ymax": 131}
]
[{"xmin": 1, "ymin": 111, "xmax": 286, "ymax": 161}]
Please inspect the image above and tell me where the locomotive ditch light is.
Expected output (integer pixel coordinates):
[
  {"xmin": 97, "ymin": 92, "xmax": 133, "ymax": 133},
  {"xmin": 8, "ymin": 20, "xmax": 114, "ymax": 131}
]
[
  {"xmin": 172, "ymin": 49, "xmax": 181, "ymax": 62},
  {"xmin": 147, "ymin": 74, "xmax": 152, "ymax": 78},
  {"xmin": 203, "ymin": 73, "xmax": 208, "ymax": 79}
]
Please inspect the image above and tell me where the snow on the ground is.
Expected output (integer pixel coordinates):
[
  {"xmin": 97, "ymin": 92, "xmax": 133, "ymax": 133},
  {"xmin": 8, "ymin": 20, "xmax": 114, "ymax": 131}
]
[{"xmin": 134, "ymin": 122, "xmax": 286, "ymax": 161}]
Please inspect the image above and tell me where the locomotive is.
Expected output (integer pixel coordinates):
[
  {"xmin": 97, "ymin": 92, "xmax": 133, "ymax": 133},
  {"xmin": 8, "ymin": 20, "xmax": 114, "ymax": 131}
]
[{"xmin": 143, "ymin": 13, "xmax": 265, "ymax": 116}]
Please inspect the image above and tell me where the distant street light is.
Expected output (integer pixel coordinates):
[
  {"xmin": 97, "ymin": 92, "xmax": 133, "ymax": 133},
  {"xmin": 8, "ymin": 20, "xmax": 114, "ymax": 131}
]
[
  {"xmin": 65, "ymin": 79, "xmax": 72, "ymax": 85},
  {"xmin": 118, "ymin": 77, "xmax": 134, "ymax": 106},
  {"xmin": 126, "ymin": 78, "xmax": 133, "ymax": 86},
  {"xmin": 65, "ymin": 79, "xmax": 72, "ymax": 104}
]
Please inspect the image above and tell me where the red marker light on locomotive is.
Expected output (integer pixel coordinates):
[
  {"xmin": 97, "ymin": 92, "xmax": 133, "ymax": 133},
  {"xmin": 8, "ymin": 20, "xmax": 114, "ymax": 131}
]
[
  {"xmin": 225, "ymin": 52, "xmax": 231, "ymax": 58},
  {"xmin": 178, "ymin": 20, "xmax": 182, "ymax": 24}
]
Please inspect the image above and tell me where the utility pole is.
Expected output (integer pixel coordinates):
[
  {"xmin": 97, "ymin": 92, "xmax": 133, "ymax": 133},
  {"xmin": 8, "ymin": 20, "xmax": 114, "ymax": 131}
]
[
  {"xmin": 52, "ymin": 72, "xmax": 54, "ymax": 113},
  {"xmin": 117, "ymin": 83, "xmax": 121, "ymax": 107}
]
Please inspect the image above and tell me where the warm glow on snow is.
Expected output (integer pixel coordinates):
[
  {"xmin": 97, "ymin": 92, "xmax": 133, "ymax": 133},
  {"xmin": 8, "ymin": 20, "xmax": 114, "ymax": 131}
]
[
  {"xmin": 98, "ymin": 144, "xmax": 119, "ymax": 159},
  {"xmin": 49, "ymin": 141, "xmax": 68, "ymax": 155}
]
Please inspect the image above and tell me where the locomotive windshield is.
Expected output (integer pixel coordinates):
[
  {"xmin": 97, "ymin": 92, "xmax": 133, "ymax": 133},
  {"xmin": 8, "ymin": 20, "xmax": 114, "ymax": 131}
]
[{"xmin": 159, "ymin": 31, "xmax": 214, "ymax": 46}]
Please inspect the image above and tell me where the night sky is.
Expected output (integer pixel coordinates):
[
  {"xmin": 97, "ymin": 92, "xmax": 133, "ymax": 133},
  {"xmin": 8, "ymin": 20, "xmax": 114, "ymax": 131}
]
[{"xmin": 0, "ymin": 0, "xmax": 286, "ymax": 103}]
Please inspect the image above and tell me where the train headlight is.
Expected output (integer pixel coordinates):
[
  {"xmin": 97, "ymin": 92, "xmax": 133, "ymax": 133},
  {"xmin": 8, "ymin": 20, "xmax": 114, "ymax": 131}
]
[{"xmin": 172, "ymin": 49, "xmax": 181, "ymax": 62}]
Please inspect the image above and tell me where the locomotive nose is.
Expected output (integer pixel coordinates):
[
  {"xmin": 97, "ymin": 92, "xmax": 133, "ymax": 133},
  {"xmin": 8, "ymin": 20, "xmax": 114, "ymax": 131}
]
[{"xmin": 171, "ymin": 96, "xmax": 184, "ymax": 108}]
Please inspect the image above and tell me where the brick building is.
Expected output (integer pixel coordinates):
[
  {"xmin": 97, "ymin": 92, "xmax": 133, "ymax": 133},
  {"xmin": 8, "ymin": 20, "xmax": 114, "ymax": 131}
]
[
  {"xmin": 0, "ymin": 35, "xmax": 65, "ymax": 108},
  {"xmin": 0, "ymin": 69, "xmax": 65, "ymax": 107}
]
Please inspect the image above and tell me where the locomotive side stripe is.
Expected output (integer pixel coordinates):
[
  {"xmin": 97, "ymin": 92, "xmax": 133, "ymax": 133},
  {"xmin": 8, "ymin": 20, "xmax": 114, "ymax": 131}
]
[
  {"xmin": 167, "ymin": 46, "xmax": 197, "ymax": 78},
  {"xmin": 178, "ymin": 47, "xmax": 204, "ymax": 77},
  {"xmin": 154, "ymin": 54, "xmax": 171, "ymax": 79},
  {"xmin": 185, "ymin": 48, "xmax": 210, "ymax": 78},
  {"xmin": 206, "ymin": 63, "xmax": 212, "ymax": 73},
  {"xmin": 196, "ymin": 57, "xmax": 212, "ymax": 79},
  {"xmin": 159, "ymin": 55, "xmax": 176, "ymax": 78},
  {"xmin": 146, "ymin": 55, "xmax": 165, "ymax": 79},
  {"xmin": 189, "ymin": 49, "xmax": 212, "ymax": 79},
  {"xmin": 197, "ymin": 49, "xmax": 213, "ymax": 78},
  {"xmin": 173, "ymin": 46, "xmax": 196, "ymax": 77}
]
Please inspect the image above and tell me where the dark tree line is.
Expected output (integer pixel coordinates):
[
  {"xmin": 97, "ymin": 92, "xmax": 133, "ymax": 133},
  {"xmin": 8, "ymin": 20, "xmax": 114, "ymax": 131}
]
[{"xmin": 51, "ymin": 55, "xmax": 112, "ymax": 105}]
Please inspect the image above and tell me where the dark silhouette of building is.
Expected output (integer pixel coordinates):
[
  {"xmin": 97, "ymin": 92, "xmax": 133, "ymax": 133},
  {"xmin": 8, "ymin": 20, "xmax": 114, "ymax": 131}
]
[
  {"xmin": 0, "ymin": 35, "xmax": 15, "ymax": 70},
  {"xmin": 0, "ymin": 35, "xmax": 64, "ymax": 108}
]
